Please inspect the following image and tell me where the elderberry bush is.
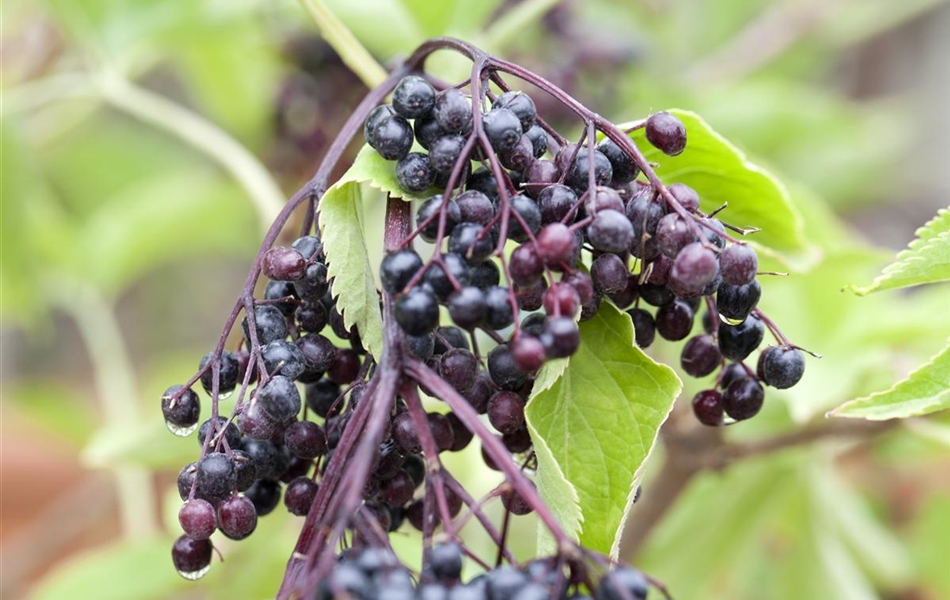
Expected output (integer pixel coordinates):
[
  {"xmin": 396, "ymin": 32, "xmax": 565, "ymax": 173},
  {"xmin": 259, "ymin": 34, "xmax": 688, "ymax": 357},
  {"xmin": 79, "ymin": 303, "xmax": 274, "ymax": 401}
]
[{"xmin": 161, "ymin": 37, "xmax": 808, "ymax": 600}]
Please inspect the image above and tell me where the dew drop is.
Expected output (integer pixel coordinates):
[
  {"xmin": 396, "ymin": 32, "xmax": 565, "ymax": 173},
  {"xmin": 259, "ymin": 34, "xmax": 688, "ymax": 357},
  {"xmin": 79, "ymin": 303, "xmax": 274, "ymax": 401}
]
[
  {"xmin": 177, "ymin": 565, "xmax": 210, "ymax": 581},
  {"xmin": 165, "ymin": 420, "xmax": 199, "ymax": 437},
  {"xmin": 217, "ymin": 389, "xmax": 235, "ymax": 401}
]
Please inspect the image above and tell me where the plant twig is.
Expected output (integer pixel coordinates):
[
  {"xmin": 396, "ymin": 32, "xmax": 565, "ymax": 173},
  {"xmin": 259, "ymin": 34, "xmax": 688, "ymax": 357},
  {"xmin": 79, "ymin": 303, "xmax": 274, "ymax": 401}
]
[{"xmin": 296, "ymin": 0, "xmax": 388, "ymax": 89}]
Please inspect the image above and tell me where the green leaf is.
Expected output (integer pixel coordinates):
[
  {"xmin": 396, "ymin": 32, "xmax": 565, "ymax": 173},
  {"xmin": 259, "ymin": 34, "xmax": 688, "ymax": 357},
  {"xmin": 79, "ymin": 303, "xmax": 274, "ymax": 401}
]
[
  {"xmin": 625, "ymin": 109, "xmax": 810, "ymax": 258},
  {"xmin": 829, "ymin": 337, "xmax": 950, "ymax": 420},
  {"xmin": 31, "ymin": 536, "xmax": 185, "ymax": 600},
  {"xmin": 319, "ymin": 180, "xmax": 385, "ymax": 360},
  {"xmin": 346, "ymin": 144, "xmax": 442, "ymax": 202},
  {"xmin": 846, "ymin": 207, "xmax": 950, "ymax": 295},
  {"xmin": 525, "ymin": 303, "xmax": 681, "ymax": 555}
]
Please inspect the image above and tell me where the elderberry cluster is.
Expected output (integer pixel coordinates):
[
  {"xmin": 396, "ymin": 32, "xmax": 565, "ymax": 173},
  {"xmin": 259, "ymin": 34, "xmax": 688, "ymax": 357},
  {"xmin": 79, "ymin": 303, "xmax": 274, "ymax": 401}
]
[
  {"xmin": 299, "ymin": 542, "xmax": 649, "ymax": 600},
  {"xmin": 164, "ymin": 38, "xmax": 807, "ymax": 599},
  {"xmin": 167, "ymin": 233, "xmax": 373, "ymax": 578},
  {"xmin": 366, "ymin": 75, "xmax": 806, "ymax": 430}
]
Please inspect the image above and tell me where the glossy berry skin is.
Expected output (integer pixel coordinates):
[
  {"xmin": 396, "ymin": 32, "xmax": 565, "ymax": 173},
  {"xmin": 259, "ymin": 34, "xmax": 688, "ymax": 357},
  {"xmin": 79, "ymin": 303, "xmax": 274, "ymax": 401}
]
[
  {"xmin": 392, "ymin": 75, "xmax": 436, "ymax": 119},
  {"xmin": 493, "ymin": 91, "xmax": 537, "ymax": 131},
  {"xmin": 596, "ymin": 137, "xmax": 639, "ymax": 184},
  {"xmin": 566, "ymin": 148, "xmax": 613, "ymax": 193},
  {"xmin": 483, "ymin": 286, "xmax": 515, "ymax": 330},
  {"xmin": 172, "ymin": 535, "xmax": 213, "ymax": 578},
  {"xmin": 414, "ymin": 115, "xmax": 443, "ymax": 150},
  {"xmin": 759, "ymin": 345, "xmax": 805, "ymax": 389},
  {"xmin": 262, "ymin": 246, "xmax": 306, "ymax": 281},
  {"xmin": 488, "ymin": 391, "xmax": 526, "ymax": 434},
  {"xmin": 668, "ymin": 182, "xmax": 700, "ymax": 212},
  {"xmin": 717, "ymin": 279, "xmax": 762, "ymax": 322},
  {"xmin": 428, "ymin": 134, "xmax": 467, "ymax": 174},
  {"xmin": 433, "ymin": 88, "xmax": 471, "ymax": 133},
  {"xmin": 380, "ymin": 249, "xmax": 424, "ymax": 294},
  {"xmin": 483, "ymin": 108, "xmax": 524, "ymax": 153},
  {"xmin": 449, "ymin": 222, "xmax": 494, "ymax": 264},
  {"xmin": 508, "ymin": 194, "xmax": 542, "ymax": 243},
  {"xmin": 197, "ymin": 417, "xmax": 241, "ymax": 450},
  {"xmin": 440, "ymin": 348, "xmax": 479, "ymax": 393},
  {"xmin": 669, "ymin": 242, "xmax": 720, "ymax": 300},
  {"xmin": 524, "ymin": 125, "xmax": 549, "ymax": 158},
  {"xmin": 488, "ymin": 344, "xmax": 529, "ymax": 391},
  {"xmin": 429, "ymin": 542, "xmax": 464, "ymax": 581},
  {"xmin": 284, "ymin": 476, "xmax": 318, "ymax": 516},
  {"xmin": 656, "ymin": 213, "xmax": 697, "ymax": 259},
  {"xmin": 538, "ymin": 184, "xmax": 577, "ymax": 225},
  {"xmin": 284, "ymin": 420, "xmax": 327, "ymax": 459},
  {"xmin": 511, "ymin": 334, "xmax": 546, "ymax": 372},
  {"xmin": 293, "ymin": 262, "xmax": 330, "ymax": 303},
  {"xmin": 448, "ymin": 286, "xmax": 487, "ymax": 330},
  {"xmin": 720, "ymin": 244, "xmax": 759, "ymax": 286},
  {"xmin": 396, "ymin": 152, "xmax": 436, "ymax": 193},
  {"xmin": 241, "ymin": 305, "xmax": 288, "ymax": 346},
  {"xmin": 587, "ymin": 209, "xmax": 634, "ymax": 254},
  {"xmin": 692, "ymin": 389, "xmax": 724, "ymax": 426},
  {"xmin": 245, "ymin": 479, "xmax": 281, "ymax": 516},
  {"xmin": 596, "ymin": 567, "xmax": 649, "ymax": 600},
  {"xmin": 162, "ymin": 385, "xmax": 200, "ymax": 430},
  {"xmin": 217, "ymin": 494, "xmax": 257, "ymax": 540},
  {"xmin": 628, "ymin": 308, "xmax": 656, "ymax": 348},
  {"xmin": 196, "ymin": 452, "xmax": 235, "ymax": 500},
  {"xmin": 541, "ymin": 317, "xmax": 581, "ymax": 358},
  {"xmin": 370, "ymin": 113, "xmax": 414, "ymax": 160},
  {"xmin": 543, "ymin": 283, "xmax": 581, "ymax": 318},
  {"xmin": 645, "ymin": 111, "xmax": 687, "ymax": 156},
  {"xmin": 591, "ymin": 254, "xmax": 629, "ymax": 296},
  {"xmin": 722, "ymin": 376, "xmax": 765, "ymax": 420},
  {"xmin": 257, "ymin": 375, "xmax": 302, "ymax": 422},
  {"xmin": 394, "ymin": 287, "xmax": 440, "ymax": 336},
  {"xmin": 536, "ymin": 223, "xmax": 577, "ymax": 267},
  {"xmin": 681, "ymin": 334, "xmax": 722, "ymax": 377},
  {"xmin": 456, "ymin": 190, "xmax": 495, "ymax": 226},
  {"xmin": 178, "ymin": 499, "xmax": 217, "ymax": 540},
  {"xmin": 718, "ymin": 314, "xmax": 765, "ymax": 361},
  {"xmin": 199, "ymin": 351, "xmax": 240, "ymax": 397},
  {"xmin": 509, "ymin": 243, "xmax": 543, "ymax": 287},
  {"xmin": 655, "ymin": 298, "xmax": 694, "ymax": 341},
  {"xmin": 261, "ymin": 340, "xmax": 306, "ymax": 380}
]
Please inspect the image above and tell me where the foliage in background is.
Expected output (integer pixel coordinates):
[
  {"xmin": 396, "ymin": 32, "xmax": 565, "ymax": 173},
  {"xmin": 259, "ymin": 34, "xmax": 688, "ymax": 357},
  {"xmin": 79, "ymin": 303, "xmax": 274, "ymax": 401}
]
[{"xmin": 2, "ymin": 0, "xmax": 948, "ymax": 599}]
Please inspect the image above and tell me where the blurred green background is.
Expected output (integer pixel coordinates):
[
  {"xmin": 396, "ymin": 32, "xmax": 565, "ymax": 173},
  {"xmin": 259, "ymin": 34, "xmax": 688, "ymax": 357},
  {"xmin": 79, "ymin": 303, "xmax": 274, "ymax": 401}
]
[{"xmin": 2, "ymin": 0, "xmax": 948, "ymax": 599}]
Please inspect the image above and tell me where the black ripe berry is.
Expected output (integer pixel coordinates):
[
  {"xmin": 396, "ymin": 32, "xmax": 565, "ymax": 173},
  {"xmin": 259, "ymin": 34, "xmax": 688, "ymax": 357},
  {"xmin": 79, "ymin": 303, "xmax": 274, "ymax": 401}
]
[
  {"xmin": 717, "ymin": 279, "xmax": 762, "ymax": 322},
  {"xmin": 448, "ymin": 286, "xmax": 487, "ymax": 330},
  {"xmin": 493, "ymin": 90, "xmax": 537, "ymax": 131},
  {"xmin": 432, "ymin": 87, "xmax": 471, "ymax": 133},
  {"xmin": 428, "ymin": 542, "xmax": 464, "ymax": 581},
  {"xmin": 587, "ymin": 209, "xmax": 634, "ymax": 254},
  {"xmin": 394, "ymin": 287, "xmax": 439, "ymax": 336},
  {"xmin": 758, "ymin": 345, "xmax": 805, "ymax": 389},
  {"xmin": 162, "ymin": 385, "xmax": 201, "ymax": 434},
  {"xmin": 487, "ymin": 344, "xmax": 529, "ymax": 391},
  {"xmin": 199, "ymin": 350, "xmax": 240, "ymax": 397},
  {"xmin": 718, "ymin": 313, "xmax": 765, "ymax": 361},
  {"xmin": 722, "ymin": 376, "xmax": 765, "ymax": 421},
  {"xmin": 172, "ymin": 535, "xmax": 213, "ymax": 579},
  {"xmin": 720, "ymin": 244, "xmax": 759, "ymax": 286},
  {"xmin": 284, "ymin": 476, "xmax": 318, "ymax": 516},
  {"xmin": 692, "ymin": 389, "xmax": 724, "ymax": 426},
  {"xmin": 380, "ymin": 249, "xmax": 424, "ymax": 294},
  {"xmin": 488, "ymin": 391, "xmax": 526, "ymax": 434},
  {"xmin": 680, "ymin": 334, "xmax": 722, "ymax": 377},
  {"xmin": 483, "ymin": 107, "xmax": 524, "ymax": 153},
  {"xmin": 596, "ymin": 137, "xmax": 640, "ymax": 184},
  {"xmin": 597, "ymin": 567, "xmax": 649, "ymax": 600},
  {"xmin": 566, "ymin": 148, "xmax": 613, "ymax": 193},
  {"xmin": 392, "ymin": 75, "xmax": 436, "ymax": 119},
  {"xmin": 369, "ymin": 112, "xmax": 414, "ymax": 160},
  {"xmin": 645, "ymin": 111, "xmax": 687, "ymax": 156},
  {"xmin": 396, "ymin": 152, "xmax": 436, "ymax": 193},
  {"xmin": 628, "ymin": 308, "xmax": 656, "ymax": 348}
]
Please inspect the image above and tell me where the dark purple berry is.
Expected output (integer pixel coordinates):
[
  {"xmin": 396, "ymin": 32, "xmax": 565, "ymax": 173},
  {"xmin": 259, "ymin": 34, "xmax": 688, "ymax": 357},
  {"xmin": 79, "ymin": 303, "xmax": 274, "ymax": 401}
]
[
  {"xmin": 692, "ymin": 389, "xmax": 724, "ymax": 426},
  {"xmin": 758, "ymin": 345, "xmax": 805, "ymax": 389},
  {"xmin": 179, "ymin": 499, "xmax": 216, "ymax": 540},
  {"xmin": 284, "ymin": 476, "xmax": 318, "ymax": 516},
  {"xmin": 217, "ymin": 494, "xmax": 257, "ymax": 540},
  {"xmin": 392, "ymin": 75, "xmax": 436, "ymax": 119},
  {"xmin": 722, "ymin": 377, "xmax": 765, "ymax": 420},
  {"xmin": 645, "ymin": 111, "xmax": 687, "ymax": 156},
  {"xmin": 681, "ymin": 334, "xmax": 722, "ymax": 377}
]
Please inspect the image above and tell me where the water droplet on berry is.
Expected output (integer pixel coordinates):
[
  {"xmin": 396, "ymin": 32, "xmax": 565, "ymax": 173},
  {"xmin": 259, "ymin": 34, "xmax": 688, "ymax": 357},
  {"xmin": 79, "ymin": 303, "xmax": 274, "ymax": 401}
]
[
  {"xmin": 165, "ymin": 419, "xmax": 199, "ymax": 437},
  {"xmin": 176, "ymin": 564, "xmax": 211, "ymax": 581}
]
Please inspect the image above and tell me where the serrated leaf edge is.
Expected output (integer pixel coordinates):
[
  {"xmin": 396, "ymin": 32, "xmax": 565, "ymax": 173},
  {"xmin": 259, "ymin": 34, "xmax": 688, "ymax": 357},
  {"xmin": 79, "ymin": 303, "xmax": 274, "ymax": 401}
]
[
  {"xmin": 828, "ymin": 336, "xmax": 950, "ymax": 420},
  {"xmin": 846, "ymin": 206, "xmax": 950, "ymax": 295}
]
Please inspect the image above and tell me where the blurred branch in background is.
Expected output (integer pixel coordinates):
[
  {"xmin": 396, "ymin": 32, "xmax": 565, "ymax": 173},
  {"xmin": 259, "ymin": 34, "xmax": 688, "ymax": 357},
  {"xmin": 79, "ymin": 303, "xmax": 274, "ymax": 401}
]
[{"xmin": 296, "ymin": 0, "xmax": 387, "ymax": 88}]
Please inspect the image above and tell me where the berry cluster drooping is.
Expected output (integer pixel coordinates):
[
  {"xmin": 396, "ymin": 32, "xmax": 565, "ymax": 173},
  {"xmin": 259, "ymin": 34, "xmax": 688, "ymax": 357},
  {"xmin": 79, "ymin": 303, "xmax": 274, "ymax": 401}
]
[{"xmin": 162, "ymin": 37, "xmax": 807, "ymax": 600}]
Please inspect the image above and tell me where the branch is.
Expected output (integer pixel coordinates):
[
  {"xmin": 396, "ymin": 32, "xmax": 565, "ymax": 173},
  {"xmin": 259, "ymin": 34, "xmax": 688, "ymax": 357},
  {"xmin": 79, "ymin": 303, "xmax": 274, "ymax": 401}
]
[
  {"xmin": 296, "ymin": 0, "xmax": 388, "ymax": 89},
  {"xmin": 619, "ymin": 407, "xmax": 899, "ymax": 559}
]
